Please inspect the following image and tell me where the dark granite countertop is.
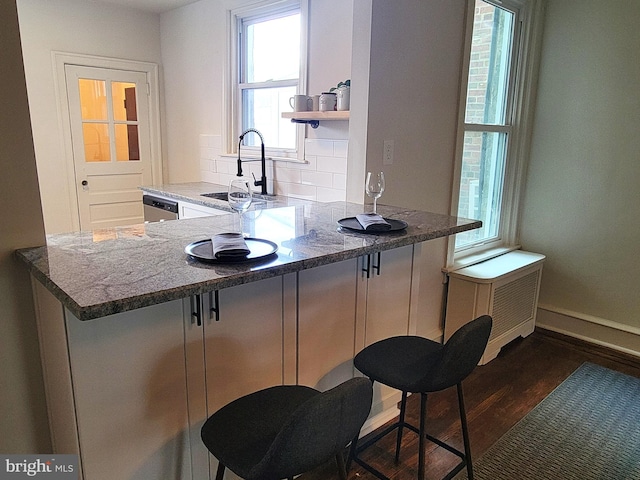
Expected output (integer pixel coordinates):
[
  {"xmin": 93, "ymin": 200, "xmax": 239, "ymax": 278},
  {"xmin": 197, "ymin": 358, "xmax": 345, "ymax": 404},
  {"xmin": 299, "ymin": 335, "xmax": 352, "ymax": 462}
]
[{"xmin": 16, "ymin": 199, "xmax": 480, "ymax": 321}]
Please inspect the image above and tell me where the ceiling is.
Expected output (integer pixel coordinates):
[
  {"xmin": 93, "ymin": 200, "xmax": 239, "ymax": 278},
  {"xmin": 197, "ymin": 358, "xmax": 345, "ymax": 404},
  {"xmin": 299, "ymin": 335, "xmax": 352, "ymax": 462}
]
[{"xmin": 85, "ymin": 0, "xmax": 201, "ymax": 14}]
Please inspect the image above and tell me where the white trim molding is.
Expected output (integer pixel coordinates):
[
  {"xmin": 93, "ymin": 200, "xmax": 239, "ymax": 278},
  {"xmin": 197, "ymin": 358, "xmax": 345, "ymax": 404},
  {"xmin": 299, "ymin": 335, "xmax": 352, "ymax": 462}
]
[
  {"xmin": 537, "ymin": 304, "xmax": 640, "ymax": 358},
  {"xmin": 52, "ymin": 52, "xmax": 163, "ymax": 230}
]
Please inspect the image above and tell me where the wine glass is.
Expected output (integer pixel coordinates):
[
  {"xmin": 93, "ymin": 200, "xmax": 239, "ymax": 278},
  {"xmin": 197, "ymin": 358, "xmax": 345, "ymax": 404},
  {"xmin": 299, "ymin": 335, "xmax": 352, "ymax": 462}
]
[
  {"xmin": 365, "ymin": 171, "xmax": 385, "ymax": 214},
  {"xmin": 228, "ymin": 178, "xmax": 253, "ymax": 234}
]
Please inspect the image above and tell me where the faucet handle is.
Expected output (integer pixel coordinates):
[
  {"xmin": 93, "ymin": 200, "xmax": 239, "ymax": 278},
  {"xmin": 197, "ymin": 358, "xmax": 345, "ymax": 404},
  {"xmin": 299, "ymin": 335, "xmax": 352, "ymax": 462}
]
[{"xmin": 251, "ymin": 172, "xmax": 261, "ymax": 187}]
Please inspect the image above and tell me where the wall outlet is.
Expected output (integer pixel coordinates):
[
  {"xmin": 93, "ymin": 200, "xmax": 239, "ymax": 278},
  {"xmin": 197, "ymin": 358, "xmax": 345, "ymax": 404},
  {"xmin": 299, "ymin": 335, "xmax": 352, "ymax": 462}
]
[{"xmin": 383, "ymin": 140, "xmax": 394, "ymax": 165}]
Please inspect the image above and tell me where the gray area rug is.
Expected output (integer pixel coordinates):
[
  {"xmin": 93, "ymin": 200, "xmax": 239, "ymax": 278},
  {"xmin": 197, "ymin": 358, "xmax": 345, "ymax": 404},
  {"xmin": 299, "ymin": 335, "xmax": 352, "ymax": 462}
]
[{"xmin": 454, "ymin": 362, "xmax": 640, "ymax": 479}]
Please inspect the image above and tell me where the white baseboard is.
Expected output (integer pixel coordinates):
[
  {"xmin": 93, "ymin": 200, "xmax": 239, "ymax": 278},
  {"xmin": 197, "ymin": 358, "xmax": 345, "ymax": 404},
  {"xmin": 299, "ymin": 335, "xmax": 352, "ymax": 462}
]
[
  {"xmin": 536, "ymin": 304, "xmax": 640, "ymax": 358},
  {"xmin": 360, "ymin": 404, "xmax": 400, "ymax": 437}
]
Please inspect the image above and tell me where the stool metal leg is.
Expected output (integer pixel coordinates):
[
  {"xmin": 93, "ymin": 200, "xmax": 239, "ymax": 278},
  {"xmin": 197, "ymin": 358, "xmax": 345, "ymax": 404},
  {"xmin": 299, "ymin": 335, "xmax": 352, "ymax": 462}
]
[
  {"xmin": 457, "ymin": 383, "xmax": 474, "ymax": 480},
  {"xmin": 395, "ymin": 391, "xmax": 408, "ymax": 463},
  {"xmin": 418, "ymin": 393, "xmax": 428, "ymax": 480},
  {"xmin": 336, "ymin": 451, "xmax": 348, "ymax": 480},
  {"xmin": 215, "ymin": 462, "xmax": 225, "ymax": 480}
]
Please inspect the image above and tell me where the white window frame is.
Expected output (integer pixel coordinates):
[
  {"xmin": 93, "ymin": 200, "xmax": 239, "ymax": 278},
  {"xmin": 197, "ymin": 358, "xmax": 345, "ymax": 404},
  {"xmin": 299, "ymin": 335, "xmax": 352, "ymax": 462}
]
[
  {"xmin": 224, "ymin": 0, "xmax": 308, "ymax": 161},
  {"xmin": 447, "ymin": 0, "xmax": 545, "ymax": 270}
]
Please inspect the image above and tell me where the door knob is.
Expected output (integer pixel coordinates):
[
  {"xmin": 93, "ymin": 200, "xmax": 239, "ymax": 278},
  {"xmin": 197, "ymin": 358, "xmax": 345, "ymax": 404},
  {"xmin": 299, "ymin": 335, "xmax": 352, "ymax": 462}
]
[{"xmin": 81, "ymin": 180, "xmax": 88, "ymax": 186}]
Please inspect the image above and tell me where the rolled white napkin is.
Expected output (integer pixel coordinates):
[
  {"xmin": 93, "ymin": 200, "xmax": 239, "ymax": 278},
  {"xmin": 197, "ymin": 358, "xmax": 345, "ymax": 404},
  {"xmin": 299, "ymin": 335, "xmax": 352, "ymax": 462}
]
[
  {"xmin": 212, "ymin": 233, "xmax": 250, "ymax": 259},
  {"xmin": 355, "ymin": 213, "xmax": 392, "ymax": 231}
]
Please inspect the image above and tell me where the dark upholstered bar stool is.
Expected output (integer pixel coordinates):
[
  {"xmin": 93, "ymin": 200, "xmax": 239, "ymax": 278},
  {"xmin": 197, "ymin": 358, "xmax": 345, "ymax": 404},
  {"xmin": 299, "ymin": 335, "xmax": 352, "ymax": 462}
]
[
  {"xmin": 352, "ymin": 315, "xmax": 492, "ymax": 480},
  {"xmin": 201, "ymin": 377, "xmax": 373, "ymax": 480}
]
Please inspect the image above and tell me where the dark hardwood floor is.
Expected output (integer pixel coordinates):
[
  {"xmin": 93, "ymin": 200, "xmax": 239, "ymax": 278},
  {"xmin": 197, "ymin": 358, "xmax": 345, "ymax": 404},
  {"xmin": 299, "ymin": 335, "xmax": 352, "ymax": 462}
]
[{"xmin": 300, "ymin": 328, "xmax": 640, "ymax": 479}]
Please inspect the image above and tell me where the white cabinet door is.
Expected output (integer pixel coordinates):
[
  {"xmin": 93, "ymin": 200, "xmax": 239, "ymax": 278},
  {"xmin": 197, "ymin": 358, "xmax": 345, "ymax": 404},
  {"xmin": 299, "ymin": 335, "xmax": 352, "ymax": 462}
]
[
  {"xmin": 184, "ymin": 277, "xmax": 287, "ymax": 480},
  {"xmin": 65, "ymin": 300, "xmax": 192, "ymax": 480},
  {"xmin": 356, "ymin": 245, "xmax": 415, "ymax": 417},
  {"xmin": 297, "ymin": 258, "xmax": 359, "ymax": 391},
  {"xmin": 361, "ymin": 245, "xmax": 414, "ymax": 344},
  {"xmin": 179, "ymin": 201, "xmax": 229, "ymax": 218}
]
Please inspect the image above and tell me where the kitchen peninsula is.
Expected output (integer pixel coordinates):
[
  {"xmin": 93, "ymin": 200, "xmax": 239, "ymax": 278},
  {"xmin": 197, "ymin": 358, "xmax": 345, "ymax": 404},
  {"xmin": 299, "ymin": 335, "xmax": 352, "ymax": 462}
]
[{"xmin": 17, "ymin": 197, "xmax": 480, "ymax": 480}]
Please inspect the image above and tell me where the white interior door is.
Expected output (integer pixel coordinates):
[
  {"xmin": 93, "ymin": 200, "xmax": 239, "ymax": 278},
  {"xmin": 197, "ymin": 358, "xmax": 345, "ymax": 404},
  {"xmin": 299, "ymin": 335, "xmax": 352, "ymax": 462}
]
[{"xmin": 65, "ymin": 65, "xmax": 152, "ymax": 231}]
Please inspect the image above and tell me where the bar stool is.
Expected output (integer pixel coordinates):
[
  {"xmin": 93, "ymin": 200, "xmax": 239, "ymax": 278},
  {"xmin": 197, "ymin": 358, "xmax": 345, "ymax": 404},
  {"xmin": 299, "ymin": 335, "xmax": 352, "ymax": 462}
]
[
  {"xmin": 352, "ymin": 315, "xmax": 492, "ymax": 480},
  {"xmin": 201, "ymin": 377, "xmax": 373, "ymax": 480}
]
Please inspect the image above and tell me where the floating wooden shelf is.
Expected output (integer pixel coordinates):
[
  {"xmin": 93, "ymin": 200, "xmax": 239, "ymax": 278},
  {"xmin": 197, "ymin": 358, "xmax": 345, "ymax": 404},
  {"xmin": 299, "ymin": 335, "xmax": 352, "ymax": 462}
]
[{"xmin": 282, "ymin": 111, "xmax": 349, "ymax": 128}]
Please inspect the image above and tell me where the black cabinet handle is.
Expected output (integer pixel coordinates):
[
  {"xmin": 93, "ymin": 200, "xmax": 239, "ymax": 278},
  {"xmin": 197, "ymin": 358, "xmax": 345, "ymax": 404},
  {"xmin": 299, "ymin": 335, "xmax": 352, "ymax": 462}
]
[
  {"xmin": 191, "ymin": 294, "xmax": 202, "ymax": 326},
  {"xmin": 362, "ymin": 255, "xmax": 371, "ymax": 279},
  {"xmin": 362, "ymin": 252, "xmax": 382, "ymax": 278},
  {"xmin": 209, "ymin": 290, "xmax": 220, "ymax": 321},
  {"xmin": 372, "ymin": 252, "xmax": 382, "ymax": 276}
]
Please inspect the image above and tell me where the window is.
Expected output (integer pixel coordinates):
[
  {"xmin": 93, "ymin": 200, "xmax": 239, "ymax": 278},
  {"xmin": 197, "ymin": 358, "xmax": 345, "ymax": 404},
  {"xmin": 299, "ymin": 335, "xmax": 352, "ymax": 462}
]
[
  {"xmin": 229, "ymin": 0, "xmax": 306, "ymax": 157},
  {"xmin": 450, "ymin": 0, "xmax": 542, "ymax": 265}
]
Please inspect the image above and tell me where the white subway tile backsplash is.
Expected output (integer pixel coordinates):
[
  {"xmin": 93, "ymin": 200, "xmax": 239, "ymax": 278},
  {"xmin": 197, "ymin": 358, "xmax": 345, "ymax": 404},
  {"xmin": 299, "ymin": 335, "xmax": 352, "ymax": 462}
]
[
  {"xmin": 316, "ymin": 155, "xmax": 347, "ymax": 175},
  {"xmin": 200, "ymin": 159, "xmax": 213, "ymax": 172},
  {"xmin": 285, "ymin": 183, "xmax": 317, "ymax": 201},
  {"xmin": 274, "ymin": 167, "xmax": 302, "ymax": 184},
  {"xmin": 333, "ymin": 140, "xmax": 348, "ymax": 158},
  {"xmin": 209, "ymin": 135, "xmax": 222, "ymax": 150},
  {"xmin": 200, "ymin": 136, "xmax": 348, "ymax": 203},
  {"xmin": 333, "ymin": 173, "xmax": 347, "ymax": 190},
  {"xmin": 201, "ymin": 170, "xmax": 218, "ymax": 184},
  {"xmin": 316, "ymin": 187, "xmax": 346, "ymax": 202},
  {"xmin": 301, "ymin": 170, "xmax": 333, "ymax": 188},
  {"xmin": 305, "ymin": 139, "xmax": 334, "ymax": 157}
]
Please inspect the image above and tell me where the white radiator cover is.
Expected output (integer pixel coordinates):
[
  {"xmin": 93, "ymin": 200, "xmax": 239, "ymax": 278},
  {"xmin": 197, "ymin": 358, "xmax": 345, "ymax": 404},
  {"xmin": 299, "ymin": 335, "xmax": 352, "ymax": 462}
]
[{"xmin": 444, "ymin": 250, "xmax": 546, "ymax": 364}]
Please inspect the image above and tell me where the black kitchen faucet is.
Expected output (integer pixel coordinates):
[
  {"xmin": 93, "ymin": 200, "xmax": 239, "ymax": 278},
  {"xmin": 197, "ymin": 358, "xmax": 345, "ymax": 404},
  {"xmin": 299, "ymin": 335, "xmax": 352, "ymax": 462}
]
[{"xmin": 237, "ymin": 128, "xmax": 268, "ymax": 196}]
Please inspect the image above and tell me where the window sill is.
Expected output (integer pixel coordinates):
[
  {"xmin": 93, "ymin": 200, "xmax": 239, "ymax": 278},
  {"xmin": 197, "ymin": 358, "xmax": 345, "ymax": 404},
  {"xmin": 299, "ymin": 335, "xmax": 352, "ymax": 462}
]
[
  {"xmin": 219, "ymin": 153, "xmax": 307, "ymax": 165},
  {"xmin": 443, "ymin": 245, "xmax": 522, "ymax": 274}
]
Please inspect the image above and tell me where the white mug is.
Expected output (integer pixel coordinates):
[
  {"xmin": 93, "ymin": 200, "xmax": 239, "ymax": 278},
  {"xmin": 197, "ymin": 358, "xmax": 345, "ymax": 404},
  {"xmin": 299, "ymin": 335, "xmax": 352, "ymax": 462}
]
[
  {"xmin": 336, "ymin": 86, "xmax": 350, "ymax": 111},
  {"xmin": 289, "ymin": 94, "xmax": 312, "ymax": 112},
  {"xmin": 319, "ymin": 92, "xmax": 337, "ymax": 112},
  {"xmin": 311, "ymin": 94, "xmax": 321, "ymax": 111}
]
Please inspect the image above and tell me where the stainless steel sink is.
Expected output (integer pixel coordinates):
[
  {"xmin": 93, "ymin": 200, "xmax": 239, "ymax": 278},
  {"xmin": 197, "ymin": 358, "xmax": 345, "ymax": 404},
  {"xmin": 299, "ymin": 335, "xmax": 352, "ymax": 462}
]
[
  {"xmin": 201, "ymin": 192, "xmax": 229, "ymax": 201},
  {"xmin": 201, "ymin": 192, "xmax": 274, "ymax": 202}
]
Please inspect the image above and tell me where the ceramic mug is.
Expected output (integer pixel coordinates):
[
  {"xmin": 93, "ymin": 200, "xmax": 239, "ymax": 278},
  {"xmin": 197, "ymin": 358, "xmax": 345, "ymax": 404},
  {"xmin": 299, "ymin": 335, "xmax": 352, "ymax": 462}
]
[
  {"xmin": 311, "ymin": 94, "xmax": 321, "ymax": 111},
  {"xmin": 319, "ymin": 92, "xmax": 337, "ymax": 112},
  {"xmin": 289, "ymin": 94, "xmax": 312, "ymax": 112},
  {"xmin": 336, "ymin": 86, "xmax": 350, "ymax": 111}
]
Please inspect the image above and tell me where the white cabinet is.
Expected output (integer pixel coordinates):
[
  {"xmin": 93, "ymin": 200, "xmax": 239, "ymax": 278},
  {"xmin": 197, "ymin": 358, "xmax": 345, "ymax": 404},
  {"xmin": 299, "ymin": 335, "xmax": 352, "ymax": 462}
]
[
  {"xmin": 178, "ymin": 201, "xmax": 229, "ymax": 219},
  {"xmin": 31, "ymin": 246, "xmax": 419, "ymax": 480},
  {"xmin": 356, "ymin": 245, "xmax": 417, "ymax": 418},
  {"xmin": 33, "ymin": 279, "xmax": 192, "ymax": 480},
  {"xmin": 297, "ymin": 259, "xmax": 359, "ymax": 391},
  {"xmin": 183, "ymin": 276, "xmax": 294, "ymax": 480}
]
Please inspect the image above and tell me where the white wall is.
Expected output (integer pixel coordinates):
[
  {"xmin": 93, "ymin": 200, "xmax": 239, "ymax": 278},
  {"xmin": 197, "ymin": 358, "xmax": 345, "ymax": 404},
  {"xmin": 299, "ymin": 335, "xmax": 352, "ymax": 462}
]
[
  {"xmin": 196, "ymin": 0, "xmax": 469, "ymax": 336},
  {"xmin": 17, "ymin": 0, "xmax": 162, "ymax": 234},
  {"xmin": 161, "ymin": 0, "xmax": 353, "ymax": 199},
  {"xmin": 521, "ymin": 0, "xmax": 640, "ymax": 350},
  {"xmin": 160, "ymin": 0, "xmax": 224, "ymax": 183},
  {"xmin": 361, "ymin": 0, "xmax": 467, "ymax": 337},
  {"xmin": 0, "ymin": 0, "xmax": 49, "ymax": 453}
]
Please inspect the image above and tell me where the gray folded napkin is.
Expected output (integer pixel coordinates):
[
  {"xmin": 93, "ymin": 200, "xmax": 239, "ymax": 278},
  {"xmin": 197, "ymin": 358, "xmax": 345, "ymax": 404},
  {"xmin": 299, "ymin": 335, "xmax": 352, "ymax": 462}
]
[
  {"xmin": 212, "ymin": 233, "xmax": 251, "ymax": 259},
  {"xmin": 355, "ymin": 213, "xmax": 392, "ymax": 231}
]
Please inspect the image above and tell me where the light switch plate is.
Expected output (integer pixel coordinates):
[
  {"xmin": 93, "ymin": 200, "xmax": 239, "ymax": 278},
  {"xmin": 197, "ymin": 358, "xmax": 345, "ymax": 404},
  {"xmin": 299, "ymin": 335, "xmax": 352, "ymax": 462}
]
[{"xmin": 383, "ymin": 140, "xmax": 394, "ymax": 165}]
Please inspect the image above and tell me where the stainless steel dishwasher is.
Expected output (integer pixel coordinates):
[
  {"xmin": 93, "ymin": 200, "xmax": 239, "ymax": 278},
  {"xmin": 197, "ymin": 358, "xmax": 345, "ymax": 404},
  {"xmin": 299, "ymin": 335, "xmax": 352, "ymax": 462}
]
[{"xmin": 143, "ymin": 194, "xmax": 179, "ymax": 222}]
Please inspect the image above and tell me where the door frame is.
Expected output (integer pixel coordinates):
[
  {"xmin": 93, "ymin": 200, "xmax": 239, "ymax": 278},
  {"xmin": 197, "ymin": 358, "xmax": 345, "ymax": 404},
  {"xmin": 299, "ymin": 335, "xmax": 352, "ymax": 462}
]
[{"xmin": 53, "ymin": 51, "xmax": 163, "ymax": 231}]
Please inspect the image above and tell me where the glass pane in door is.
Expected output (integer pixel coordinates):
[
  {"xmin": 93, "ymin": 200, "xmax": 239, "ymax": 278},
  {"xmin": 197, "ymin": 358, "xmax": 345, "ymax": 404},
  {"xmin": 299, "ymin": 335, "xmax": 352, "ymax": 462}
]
[
  {"xmin": 83, "ymin": 123, "xmax": 110, "ymax": 162},
  {"xmin": 78, "ymin": 79, "xmax": 107, "ymax": 120},
  {"xmin": 113, "ymin": 82, "xmax": 140, "ymax": 161},
  {"xmin": 115, "ymin": 124, "xmax": 140, "ymax": 161},
  {"xmin": 112, "ymin": 82, "xmax": 137, "ymax": 121}
]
